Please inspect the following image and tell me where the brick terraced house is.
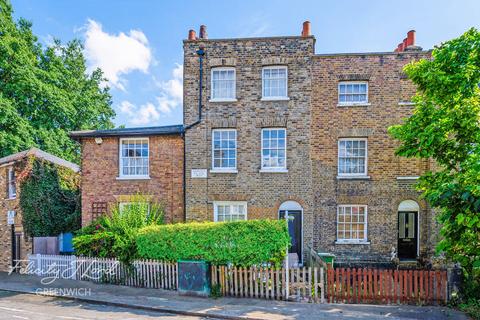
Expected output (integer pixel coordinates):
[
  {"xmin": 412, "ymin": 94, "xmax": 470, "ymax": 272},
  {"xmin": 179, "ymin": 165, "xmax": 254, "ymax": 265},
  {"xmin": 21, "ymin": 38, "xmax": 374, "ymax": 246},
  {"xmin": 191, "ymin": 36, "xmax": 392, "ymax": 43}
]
[
  {"xmin": 70, "ymin": 125, "xmax": 184, "ymax": 227},
  {"xmin": 182, "ymin": 22, "xmax": 438, "ymax": 266},
  {"xmin": 0, "ymin": 148, "xmax": 79, "ymax": 272}
]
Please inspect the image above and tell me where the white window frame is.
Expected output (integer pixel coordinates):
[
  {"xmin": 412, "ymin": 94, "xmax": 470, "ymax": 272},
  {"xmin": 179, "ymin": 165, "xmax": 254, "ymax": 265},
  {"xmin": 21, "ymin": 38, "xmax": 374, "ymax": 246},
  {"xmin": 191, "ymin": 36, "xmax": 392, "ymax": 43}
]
[
  {"xmin": 210, "ymin": 67, "xmax": 237, "ymax": 102},
  {"xmin": 336, "ymin": 205, "xmax": 369, "ymax": 244},
  {"xmin": 338, "ymin": 81, "xmax": 369, "ymax": 106},
  {"xmin": 337, "ymin": 138, "xmax": 368, "ymax": 177},
  {"xmin": 260, "ymin": 128, "xmax": 287, "ymax": 172},
  {"xmin": 211, "ymin": 129, "xmax": 237, "ymax": 173},
  {"xmin": 118, "ymin": 137, "xmax": 150, "ymax": 180},
  {"xmin": 261, "ymin": 66, "xmax": 289, "ymax": 101},
  {"xmin": 7, "ymin": 167, "xmax": 16, "ymax": 199},
  {"xmin": 213, "ymin": 201, "xmax": 248, "ymax": 222}
]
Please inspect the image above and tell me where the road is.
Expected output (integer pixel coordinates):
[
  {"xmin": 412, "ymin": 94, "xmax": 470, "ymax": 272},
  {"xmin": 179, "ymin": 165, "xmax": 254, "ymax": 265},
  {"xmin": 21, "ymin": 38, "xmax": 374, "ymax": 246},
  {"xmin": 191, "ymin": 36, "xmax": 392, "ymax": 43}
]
[{"xmin": 0, "ymin": 290, "xmax": 207, "ymax": 320}]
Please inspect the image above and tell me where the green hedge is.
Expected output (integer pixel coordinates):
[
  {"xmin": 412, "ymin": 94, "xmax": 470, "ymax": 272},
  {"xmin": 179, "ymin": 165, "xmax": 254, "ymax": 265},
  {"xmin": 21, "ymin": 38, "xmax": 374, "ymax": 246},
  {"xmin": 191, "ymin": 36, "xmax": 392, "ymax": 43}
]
[{"xmin": 136, "ymin": 220, "xmax": 290, "ymax": 267}]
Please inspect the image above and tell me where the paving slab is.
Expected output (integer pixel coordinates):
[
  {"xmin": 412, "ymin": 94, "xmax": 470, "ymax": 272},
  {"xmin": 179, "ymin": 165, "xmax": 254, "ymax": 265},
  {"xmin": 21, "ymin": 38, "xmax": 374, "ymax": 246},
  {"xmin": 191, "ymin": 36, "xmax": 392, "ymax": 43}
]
[{"xmin": 0, "ymin": 272, "xmax": 467, "ymax": 320}]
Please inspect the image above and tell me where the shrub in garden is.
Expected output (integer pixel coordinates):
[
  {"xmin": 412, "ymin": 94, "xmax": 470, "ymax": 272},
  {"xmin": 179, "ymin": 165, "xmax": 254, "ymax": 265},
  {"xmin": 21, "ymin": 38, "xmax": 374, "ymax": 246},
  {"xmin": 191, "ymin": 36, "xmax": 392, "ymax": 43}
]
[
  {"xmin": 73, "ymin": 196, "xmax": 164, "ymax": 264},
  {"xmin": 136, "ymin": 219, "xmax": 290, "ymax": 267}
]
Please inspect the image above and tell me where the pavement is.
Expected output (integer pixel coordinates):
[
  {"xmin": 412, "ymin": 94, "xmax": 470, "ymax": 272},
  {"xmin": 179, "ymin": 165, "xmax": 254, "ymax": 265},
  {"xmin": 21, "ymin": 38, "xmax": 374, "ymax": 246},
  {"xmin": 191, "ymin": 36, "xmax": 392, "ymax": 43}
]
[
  {"xmin": 0, "ymin": 290, "xmax": 205, "ymax": 319},
  {"xmin": 0, "ymin": 272, "xmax": 468, "ymax": 320}
]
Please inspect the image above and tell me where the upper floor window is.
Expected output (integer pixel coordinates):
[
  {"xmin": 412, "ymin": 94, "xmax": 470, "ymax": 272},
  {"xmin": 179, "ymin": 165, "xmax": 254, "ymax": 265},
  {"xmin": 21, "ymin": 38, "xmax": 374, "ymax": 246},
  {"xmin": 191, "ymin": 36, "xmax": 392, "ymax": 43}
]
[
  {"xmin": 212, "ymin": 129, "xmax": 237, "ymax": 171},
  {"xmin": 119, "ymin": 138, "xmax": 149, "ymax": 178},
  {"xmin": 214, "ymin": 201, "xmax": 247, "ymax": 222},
  {"xmin": 261, "ymin": 128, "xmax": 287, "ymax": 171},
  {"xmin": 338, "ymin": 82, "xmax": 368, "ymax": 105},
  {"xmin": 337, "ymin": 205, "xmax": 368, "ymax": 243},
  {"xmin": 211, "ymin": 68, "xmax": 236, "ymax": 101},
  {"xmin": 338, "ymin": 138, "xmax": 367, "ymax": 177},
  {"xmin": 7, "ymin": 168, "xmax": 16, "ymax": 199},
  {"xmin": 262, "ymin": 66, "xmax": 288, "ymax": 100}
]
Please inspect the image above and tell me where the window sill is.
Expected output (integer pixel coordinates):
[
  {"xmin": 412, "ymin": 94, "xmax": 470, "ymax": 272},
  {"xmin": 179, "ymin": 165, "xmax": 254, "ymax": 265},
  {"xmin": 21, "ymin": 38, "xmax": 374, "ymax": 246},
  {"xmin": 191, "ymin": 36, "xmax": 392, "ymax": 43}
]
[
  {"xmin": 210, "ymin": 169, "xmax": 238, "ymax": 174},
  {"xmin": 209, "ymin": 98, "xmax": 238, "ymax": 103},
  {"xmin": 116, "ymin": 176, "xmax": 151, "ymax": 181},
  {"xmin": 261, "ymin": 97, "xmax": 290, "ymax": 101},
  {"xmin": 337, "ymin": 103, "xmax": 371, "ymax": 107},
  {"xmin": 335, "ymin": 241, "xmax": 370, "ymax": 245},
  {"xmin": 337, "ymin": 175, "xmax": 370, "ymax": 180},
  {"xmin": 6, "ymin": 197, "xmax": 16, "ymax": 201},
  {"xmin": 259, "ymin": 168, "xmax": 288, "ymax": 173},
  {"xmin": 396, "ymin": 176, "xmax": 420, "ymax": 180},
  {"xmin": 398, "ymin": 102, "xmax": 415, "ymax": 106}
]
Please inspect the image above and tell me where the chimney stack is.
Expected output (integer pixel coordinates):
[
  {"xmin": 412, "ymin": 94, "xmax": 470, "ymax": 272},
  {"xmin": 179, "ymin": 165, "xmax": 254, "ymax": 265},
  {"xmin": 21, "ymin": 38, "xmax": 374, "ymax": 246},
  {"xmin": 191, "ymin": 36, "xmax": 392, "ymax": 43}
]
[
  {"xmin": 406, "ymin": 30, "xmax": 415, "ymax": 47},
  {"xmin": 188, "ymin": 29, "xmax": 196, "ymax": 41},
  {"xmin": 301, "ymin": 21, "xmax": 311, "ymax": 37},
  {"xmin": 395, "ymin": 30, "xmax": 420, "ymax": 52},
  {"xmin": 199, "ymin": 25, "xmax": 208, "ymax": 39}
]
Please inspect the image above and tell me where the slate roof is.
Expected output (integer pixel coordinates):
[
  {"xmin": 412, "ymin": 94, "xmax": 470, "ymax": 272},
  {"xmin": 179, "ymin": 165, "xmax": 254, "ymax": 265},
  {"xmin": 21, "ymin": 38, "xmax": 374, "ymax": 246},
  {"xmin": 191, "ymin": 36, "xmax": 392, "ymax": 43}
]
[
  {"xmin": 0, "ymin": 148, "xmax": 80, "ymax": 172},
  {"xmin": 69, "ymin": 124, "xmax": 184, "ymax": 139}
]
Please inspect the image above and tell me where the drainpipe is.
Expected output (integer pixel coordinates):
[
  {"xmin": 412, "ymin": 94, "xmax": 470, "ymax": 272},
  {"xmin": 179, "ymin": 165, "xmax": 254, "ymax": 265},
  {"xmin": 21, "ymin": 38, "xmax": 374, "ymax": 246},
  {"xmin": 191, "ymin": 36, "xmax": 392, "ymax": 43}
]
[
  {"xmin": 184, "ymin": 47, "xmax": 205, "ymax": 130},
  {"xmin": 183, "ymin": 47, "xmax": 206, "ymax": 221}
]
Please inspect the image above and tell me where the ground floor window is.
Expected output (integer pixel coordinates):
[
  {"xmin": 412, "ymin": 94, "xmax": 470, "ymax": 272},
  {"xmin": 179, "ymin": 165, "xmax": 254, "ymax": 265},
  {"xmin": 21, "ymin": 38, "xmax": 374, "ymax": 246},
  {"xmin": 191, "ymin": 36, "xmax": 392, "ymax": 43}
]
[
  {"xmin": 336, "ymin": 205, "xmax": 367, "ymax": 243},
  {"xmin": 214, "ymin": 201, "xmax": 247, "ymax": 222}
]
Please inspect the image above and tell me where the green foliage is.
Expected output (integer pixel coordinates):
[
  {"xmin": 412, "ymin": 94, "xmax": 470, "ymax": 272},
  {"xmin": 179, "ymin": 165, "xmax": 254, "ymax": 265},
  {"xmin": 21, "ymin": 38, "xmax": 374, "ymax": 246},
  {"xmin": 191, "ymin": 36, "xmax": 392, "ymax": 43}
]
[
  {"xmin": 73, "ymin": 196, "xmax": 165, "ymax": 264},
  {"xmin": 210, "ymin": 283, "xmax": 222, "ymax": 299},
  {"xmin": 460, "ymin": 299, "xmax": 480, "ymax": 320},
  {"xmin": 0, "ymin": 0, "xmax": 115, "ymax": 163},
  {"xmin": 136, "ymin": 220, "xmax": 290, "ymax": 267},
  {"xmin": 19, "ymin": 158, "xmax": 80, "ymax": 237},
  {"xmin": 388, "ymin": 28, "xmax": 480, "ymax": 300}
]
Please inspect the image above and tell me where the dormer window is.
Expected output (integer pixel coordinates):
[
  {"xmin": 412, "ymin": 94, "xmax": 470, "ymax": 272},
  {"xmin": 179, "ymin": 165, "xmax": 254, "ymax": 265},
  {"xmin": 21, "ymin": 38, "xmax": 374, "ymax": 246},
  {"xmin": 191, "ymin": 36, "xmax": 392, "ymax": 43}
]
[{"xmin": 211, "ymin": 67, "xmax": 236, "ymax": 101}]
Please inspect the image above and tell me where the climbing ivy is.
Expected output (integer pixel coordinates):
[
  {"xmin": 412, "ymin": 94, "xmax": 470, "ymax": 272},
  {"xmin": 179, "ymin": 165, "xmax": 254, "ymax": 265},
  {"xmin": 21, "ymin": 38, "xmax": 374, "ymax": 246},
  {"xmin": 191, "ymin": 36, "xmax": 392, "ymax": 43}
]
[{"xmin": 18, "ymin": 157, "xmax": 81, "ymax": 237}]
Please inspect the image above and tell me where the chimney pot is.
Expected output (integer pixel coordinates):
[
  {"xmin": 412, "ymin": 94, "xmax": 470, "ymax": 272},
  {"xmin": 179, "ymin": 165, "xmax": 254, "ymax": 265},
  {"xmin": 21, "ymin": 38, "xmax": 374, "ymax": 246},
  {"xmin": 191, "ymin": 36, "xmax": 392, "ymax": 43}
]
[
  {"xmin": 301, "ymin": 21, "xmax": 311, "ymax": 37},
  {"xmin": 188, "ymin": 29, "xmax": 196, "ymax": 41},
  {"xmin": 406, "ymin": 30, "xmax": 415, "ymax": 47},
  {"xmin": 199, "ymin": 25, "xmax": 208, "ymax": 39},
  {"xmin": 403, "ymin": 38, "xmax": 408, "ymax": 49}
]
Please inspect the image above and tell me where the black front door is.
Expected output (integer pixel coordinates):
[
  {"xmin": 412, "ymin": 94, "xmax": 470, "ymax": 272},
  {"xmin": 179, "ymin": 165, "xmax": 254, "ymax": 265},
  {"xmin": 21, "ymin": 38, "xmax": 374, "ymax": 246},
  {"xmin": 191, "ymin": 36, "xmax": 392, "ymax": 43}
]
[
  {"xmin": 279, "ymin": 210, "xmax": 302, "ymax": 262},
  {"xmin": 11, "ymin": 226, "xmax": 22, "ymax": 271},
  {"xmin": 398, "ymin": 211, "xmax": 418, "ymax": 260}
]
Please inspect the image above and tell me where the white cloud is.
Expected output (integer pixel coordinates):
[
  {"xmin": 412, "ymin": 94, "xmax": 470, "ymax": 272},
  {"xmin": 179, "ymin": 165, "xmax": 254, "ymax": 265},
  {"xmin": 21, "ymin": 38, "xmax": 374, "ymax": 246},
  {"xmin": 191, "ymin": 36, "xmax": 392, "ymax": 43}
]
[
  {"xmin": 155, "ymin": 64, "xmax": 183, "ymax": 114},
  {"xmin": 119, "ymin": 101, "xmax": 160, "ymax": 125},
  {"xmin": 118, "ymin": 64, "xmax": 183, "ymax": 126},
  {"xmin": 83, "ymin": 19, "xmax": 152, "ymax": 91}
]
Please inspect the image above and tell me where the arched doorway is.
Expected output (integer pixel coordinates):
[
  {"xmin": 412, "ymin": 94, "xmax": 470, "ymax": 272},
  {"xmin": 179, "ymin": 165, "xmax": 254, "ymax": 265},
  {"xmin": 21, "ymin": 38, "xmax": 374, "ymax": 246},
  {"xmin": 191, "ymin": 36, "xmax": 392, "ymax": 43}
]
[
  {"xmin": 397, "ymin": 200, "xmax": 420, "ymax": 260},
  {"xmin": 279, "ymin": 201, "xmax": 303, "ymax": 264}
]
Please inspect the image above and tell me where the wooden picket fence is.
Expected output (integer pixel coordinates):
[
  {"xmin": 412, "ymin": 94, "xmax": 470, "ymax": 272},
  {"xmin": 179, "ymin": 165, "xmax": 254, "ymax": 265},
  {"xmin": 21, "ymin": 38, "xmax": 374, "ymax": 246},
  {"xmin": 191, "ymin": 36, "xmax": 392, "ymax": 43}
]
[
  {"xmin": 211, "ymin": 265, "xmax": 325, "ymax": 302},
  {"xmin": 327, "ymin": 267, "xmax": 448, "ymax": 305},
  {"xmin": 29, "ymin": 254, "xmax": 177, "ymax": 290}
]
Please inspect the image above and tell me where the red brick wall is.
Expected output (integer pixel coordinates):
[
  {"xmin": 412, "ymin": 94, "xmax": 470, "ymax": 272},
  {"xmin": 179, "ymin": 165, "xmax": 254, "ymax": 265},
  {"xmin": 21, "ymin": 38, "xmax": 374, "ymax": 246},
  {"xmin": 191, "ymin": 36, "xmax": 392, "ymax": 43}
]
[{"xmin": 80, "ymin": 135, "xmax": 184, "ymax": 226}]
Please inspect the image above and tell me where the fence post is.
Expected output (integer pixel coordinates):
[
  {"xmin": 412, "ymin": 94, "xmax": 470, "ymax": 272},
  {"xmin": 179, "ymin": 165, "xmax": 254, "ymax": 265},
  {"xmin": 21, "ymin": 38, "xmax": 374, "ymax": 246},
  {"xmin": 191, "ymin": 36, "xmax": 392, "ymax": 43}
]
[
  {"xmin": 71, "ymin": 255, "xmax": 77, "ymax": 280},
  {"xmin": 36, "ymin": 254, "xmax": 41, "ymax": 276},
  {"xmin": 320, "ymin": 267, "xmax": 325, "ymax": 303}
]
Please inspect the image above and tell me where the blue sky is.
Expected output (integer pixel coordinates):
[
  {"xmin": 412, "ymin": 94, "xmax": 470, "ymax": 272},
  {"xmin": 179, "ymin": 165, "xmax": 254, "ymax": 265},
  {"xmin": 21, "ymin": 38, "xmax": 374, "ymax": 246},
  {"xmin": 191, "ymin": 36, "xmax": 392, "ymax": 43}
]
[{"xmin": 11, "ymin": 0, "xmax": 480, "ymax": 128}]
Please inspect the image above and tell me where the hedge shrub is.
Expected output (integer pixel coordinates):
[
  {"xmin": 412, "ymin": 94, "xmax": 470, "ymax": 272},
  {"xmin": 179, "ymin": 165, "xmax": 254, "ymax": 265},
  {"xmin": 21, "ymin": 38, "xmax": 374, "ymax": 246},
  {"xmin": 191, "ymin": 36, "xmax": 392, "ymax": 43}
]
[{"xmin": 136, "ymin": 220, "xmax": 290, "ymax": 267}]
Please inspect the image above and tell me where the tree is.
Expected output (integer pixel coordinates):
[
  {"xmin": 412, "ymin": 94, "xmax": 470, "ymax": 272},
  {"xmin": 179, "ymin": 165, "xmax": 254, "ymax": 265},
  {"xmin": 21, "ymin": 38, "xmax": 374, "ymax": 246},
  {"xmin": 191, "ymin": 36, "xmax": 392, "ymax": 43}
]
[
  {"xmin": 389, "ymin": 28, "xmax": 480, "ymax": 297},
  {"xmin": 0, "ymin": 0, "xmax": 115, "ymax": 163}
]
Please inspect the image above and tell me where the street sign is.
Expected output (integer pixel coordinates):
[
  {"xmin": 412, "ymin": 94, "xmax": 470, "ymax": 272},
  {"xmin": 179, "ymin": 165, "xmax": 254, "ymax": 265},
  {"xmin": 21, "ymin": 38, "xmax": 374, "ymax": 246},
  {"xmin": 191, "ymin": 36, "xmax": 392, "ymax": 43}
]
[
  {"xmin": 191, "ymin": 169, "xmax": 207, "ymax": 178},
  {"xmin": 7, "ymin": 211, "xmax": 15, "ymax": 225}
]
